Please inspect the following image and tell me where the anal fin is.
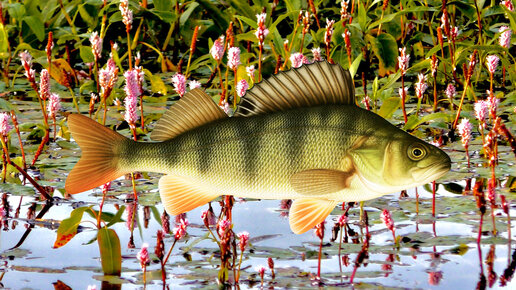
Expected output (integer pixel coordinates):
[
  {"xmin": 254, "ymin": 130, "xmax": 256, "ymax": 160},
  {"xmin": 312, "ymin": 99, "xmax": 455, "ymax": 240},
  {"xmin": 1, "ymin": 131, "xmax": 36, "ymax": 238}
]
[
  {"xmin": 159, "ymin": 175, "xmax": 220, "ymax": 215},
  {"xmin": 289, "ymin": 198, "xmax": 338, "ymax": 234}
]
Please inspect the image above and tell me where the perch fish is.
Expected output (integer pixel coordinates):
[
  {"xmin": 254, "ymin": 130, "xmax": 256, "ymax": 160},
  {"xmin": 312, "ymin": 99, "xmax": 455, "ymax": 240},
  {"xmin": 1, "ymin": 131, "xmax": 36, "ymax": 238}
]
[{"xmin": 65, "ymin": 61, "xmax": 451, "ymax": 234}]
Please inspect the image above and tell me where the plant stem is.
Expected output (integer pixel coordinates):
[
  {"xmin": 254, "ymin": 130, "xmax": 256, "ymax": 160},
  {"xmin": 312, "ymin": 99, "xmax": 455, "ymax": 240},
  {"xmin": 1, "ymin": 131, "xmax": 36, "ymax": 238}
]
[{"xmin": 163, "ymin": 239, "xmax": 177, "ymax": 265}]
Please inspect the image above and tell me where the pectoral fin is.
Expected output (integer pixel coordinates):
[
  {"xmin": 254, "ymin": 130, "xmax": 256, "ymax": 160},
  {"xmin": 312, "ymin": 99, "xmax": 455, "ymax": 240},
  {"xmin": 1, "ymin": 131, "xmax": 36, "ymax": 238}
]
[
  {"xmin": 291, "ymin": 168, "xmax": 355, "ymax": 195},
  {"xmin": 289, "ymin": 198, "xmax": 338, "ymax": 234},
  {"xmin": 159, "ymin": 175, "xmax": 220, "ymax": 215}
]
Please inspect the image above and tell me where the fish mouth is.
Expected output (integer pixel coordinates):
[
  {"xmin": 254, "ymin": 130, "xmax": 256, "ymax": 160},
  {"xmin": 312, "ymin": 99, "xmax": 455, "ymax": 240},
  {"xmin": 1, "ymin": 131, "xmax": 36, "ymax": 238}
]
[{"xmin": 411, "ymin": 161, "xmax": 451, "ymax": 183}]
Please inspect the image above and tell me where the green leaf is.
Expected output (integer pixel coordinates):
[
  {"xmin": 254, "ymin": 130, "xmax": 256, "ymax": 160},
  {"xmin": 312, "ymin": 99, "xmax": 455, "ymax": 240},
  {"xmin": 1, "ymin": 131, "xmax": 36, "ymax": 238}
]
[
  {"xmin": 196, "ymin": 0, "xmax": 229, "ymax": 32},
  {"xmin": 97, "ymin": 228, "xmax": 122, "ymax": 276},
  {"xmin": 404, "ymin": 112, "xmax": 450, "ymax": 130},
  {"xmin": 154, "ymin": 0, "xmax": 172, "ymax": 11},
  {"xmin": 179, "ymin": 2, "xmax": 199, "ymax": 26},
  {"xmin": 144, "ymin": 69, "xmax": 167, "ymax": 95},
  {"xmin": 78, "ymin": 4, "xmax": 96, "ymax": 27},
  {"xmin": 79, "ymin": 46, "xmax": 95, "ymax": 64},
  {"xmin": 53, "ymin": 206, "xmax": 91, "ymax": 248},
  {"xmin": 234, "ymin": 15, "xmax": 258, "ymax": 29},
  {"xmin": 7, "ymin": 3, "xmax": 26, "ymax": 20},
  {"xmin": 22, "ymin": 16, "xmax": 45, "ymax": 42},
  {"xmin": 349, "ymin": 54, "xmax": 363, "ymax": 79},
  {"xmin": 106, "ymin": 206, "xmax": 127, "ymax": 227},
  {"xmin": 378, "ymin": 97, "xmax": 401, "ymax": 119},
  {"xmin": 366, "ymin": 33, "xmax": 398, "ymax": 76},
  {"xmin": 0, "ymin": 24, "xmax": 9, "ymax": 58}
]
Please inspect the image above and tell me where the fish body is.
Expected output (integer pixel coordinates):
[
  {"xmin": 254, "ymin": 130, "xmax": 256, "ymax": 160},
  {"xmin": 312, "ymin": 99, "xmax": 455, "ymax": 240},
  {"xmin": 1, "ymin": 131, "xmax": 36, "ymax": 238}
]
[{"xmin": 66, "ymin": 61, "xmax": 451, "ymax": 233}]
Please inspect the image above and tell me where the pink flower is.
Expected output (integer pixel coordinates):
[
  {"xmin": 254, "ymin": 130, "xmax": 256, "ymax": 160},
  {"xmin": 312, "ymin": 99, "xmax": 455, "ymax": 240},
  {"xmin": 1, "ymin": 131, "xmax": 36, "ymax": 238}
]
[
  {"xmin": 487, "ymin": 92, "xmax": 499, "ymax": 119},
  {"xmin": 136, "ymin": 243, "xmax": 149, "ymax": 267},
  {"xmin": 201, "ymin": 209, "xmax": 216, "ymax": 226},
  {"xmin": 173, "ymin": 218, "xmax": 188, "ymax": 240},
  {"xmin": 445, "ymin": 84, "xmax": 456, "ymax": 100},
  {"xmin": 227, "ymin": 47, "xmax": 241, "ymax": 70},
  {"xmin": 474, "ymin": 100, "xmax": 488, "ymax": 126},
  {"xmin": 0, "ymin": 112, "xmax": 11, "ymax": 137},
  {"xmin": 246, "ymin": 65, "xmax": 255, "ymax": 79},
  {"xmin": 119, "ymin": 0, "xmax": 133, "ymax": 30},
  {"xmin": 338, "ymin": 214, "xmax": 348, "ymax": 227},
  {"xmin": 236, "ymin": 79, "xmax": 249, "ymax": 97},
  {"xmin": 487, "ymin": 179, "xmax": 496, "ymax": 205},
  {"xmin": 486, "ymin": 55, "xmax": 500, "ymax": 75},
  {"xmin": 502, "ymin": 0, "xmax": 514, "ymax": 11},
  {"xmin": 398, "ymin": 86, "xmax": 408, "ymax": 99},
  {"xmin": 188, "ymin": 80, "xmax": 201, "ymax": 90},
  {"xmin": 398, "ymin": 47, "xmax": 410, "ymax": 74},
  {"xmin": 237, "ymin": 231, "xmax": 250, "ymax": 251},
  {"xmin": 314, "ymin": 221, "xmax": 325, "ymax": 239},
  {"xmin": 219, "ymin": 99, "xmax": 233, "ymax": 116},
  {"xmin": 47, "ymin": 93, "xmax": 61, "ymax": 119},
  {"xmin": 302, "ymin": 11, "xmax": 311, "ymax": 34},
  {"xmin": 501, "ymin": 195, "xmax": 509, "ymax": 214},
  {"xmin": 499, "ymin": 26, "xmax": 512, "ymax": 48},
  {"xmin": 430, "ymin": 56, "xmax": 439, "ymax": 77},
  {"xmin": 19, "ymin": 50, "xmax": 32, "ymax": 68},
  {"xmin": 171, "ymin": 73, "xmax": 186, "ymax": 97},
  {"xmin": 217, "ymin": 218, "xmax": 232, "ymax": 237},
  {"xmin": 414, "ymin": 73, "xmax": 428, "ymax": 99},
  {"xmin": 361, "ymin": 95, "xmax": 371, "ymax": 110},
  {"xmin": 101, "ymin": 181, "xmax": 111, "ymax": 194},
  {"xmin": 450, "ymin": 26, "xmax": 459, "ymax": 40},
  {"xmin": 380, "ymin": 209, "xmax": 394, "ymax": 232},
  {"xmin": 457, "ymin": 118, "xmax": 472, "ymax": 148},
  {"xmin": 312, "ymin": 47, "xmax": 322, "ymax": 62},
  {"xmin": 99, "ymin": 58, "xmax": 118, "ymax": 98},
  {"xmin": 255, "ymin": 13, "xmax": 269, "ymax": 44},
  {"xmin": 324, "ymin": 19, "xmax": 335, "ymax": 47},
  {"xmin": 90, "ymin": 31, "xmax": 102, "ymax": 60},
  {"xmin": 124, "ymin": 70, "xmax": 141, "ymax": 125},
  {"xmin": 87, "ymin": 285, "xmax": 97, "ymax": 290},
  {"xmin": 290, "ymin": 52, "xmax": 307, "ymax": 68},
  {"xmin": 340, "ymin": 0, "xmax": 350, "ymax": 20},
  {"xmin": 256, "ymin": 265, "xmax": 266, "ymax": 277},
  {"xmin": 39, "ymin": 69, "xmax": 50, "ymax": 101},
  {"xmin": 210, "ymin": 36, "xmax": 225, "ymax": 60}
]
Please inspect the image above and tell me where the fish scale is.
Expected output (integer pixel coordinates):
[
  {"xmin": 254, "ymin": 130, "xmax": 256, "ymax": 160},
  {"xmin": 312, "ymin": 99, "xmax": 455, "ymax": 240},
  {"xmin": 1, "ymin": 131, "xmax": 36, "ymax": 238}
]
[{"xmin": 65, "ymin": 61, "xmax": 450, "ymax": 234}]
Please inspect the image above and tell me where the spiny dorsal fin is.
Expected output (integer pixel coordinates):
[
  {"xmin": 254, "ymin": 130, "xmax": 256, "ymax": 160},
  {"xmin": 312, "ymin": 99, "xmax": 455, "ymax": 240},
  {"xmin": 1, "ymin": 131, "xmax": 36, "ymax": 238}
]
[
  {"xmin": 151, "ymin": 88, "xmax": 227, "ymax": 141},
  {"xmin": 234, "ymin": 61, "xmax": 355, "ymax": 117}
]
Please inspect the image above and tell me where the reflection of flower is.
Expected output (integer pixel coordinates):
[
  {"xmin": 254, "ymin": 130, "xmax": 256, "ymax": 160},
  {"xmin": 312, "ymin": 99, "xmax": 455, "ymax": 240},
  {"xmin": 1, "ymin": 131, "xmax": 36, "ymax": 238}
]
[
  {"xmin": 314, "ymin": 221, "xmax": 325, "ymax": 239},
  {"xmin": 380, "ymin": 209, "xmax": 394, "ymax": 232},
  {"xmin": 428, "ymin": 271, "xmax": 443, "ymax": 286}
]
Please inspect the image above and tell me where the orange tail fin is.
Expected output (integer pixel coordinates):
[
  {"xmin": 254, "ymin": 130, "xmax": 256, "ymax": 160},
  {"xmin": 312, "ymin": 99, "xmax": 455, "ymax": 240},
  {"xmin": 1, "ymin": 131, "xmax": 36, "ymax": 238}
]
[{"xmin": 65, "ymin": 114, "xmax": 128, "ymax": 194}]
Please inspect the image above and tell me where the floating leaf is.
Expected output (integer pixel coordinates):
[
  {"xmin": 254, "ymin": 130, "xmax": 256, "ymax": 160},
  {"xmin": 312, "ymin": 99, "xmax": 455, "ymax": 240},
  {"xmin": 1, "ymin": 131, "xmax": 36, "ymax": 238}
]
[
  {"xmin": 53, "ymin": 206, "xmax": 91, "ymax": 248},
  {"xmin": 97, "ymin": 228, "xmax": 122, "ymax": 276}
]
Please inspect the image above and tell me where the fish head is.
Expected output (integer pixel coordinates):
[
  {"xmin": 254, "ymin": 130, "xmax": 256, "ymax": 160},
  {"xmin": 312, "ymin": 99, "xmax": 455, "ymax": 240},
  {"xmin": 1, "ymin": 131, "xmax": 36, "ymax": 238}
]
[{"xmin": 381, "ymin": 133, "xmax": 451, "ymax": 189}]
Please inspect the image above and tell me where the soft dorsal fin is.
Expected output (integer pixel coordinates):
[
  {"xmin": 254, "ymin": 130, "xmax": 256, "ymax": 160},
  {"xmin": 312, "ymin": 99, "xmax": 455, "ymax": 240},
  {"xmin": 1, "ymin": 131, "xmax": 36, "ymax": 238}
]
[
  {"xmin": 151, "ymin": 88, "xmax": 227, "ymax": 141},
  {"xmin": 234, "ymin": 61, "xmax": 355, "ymax": 117}
]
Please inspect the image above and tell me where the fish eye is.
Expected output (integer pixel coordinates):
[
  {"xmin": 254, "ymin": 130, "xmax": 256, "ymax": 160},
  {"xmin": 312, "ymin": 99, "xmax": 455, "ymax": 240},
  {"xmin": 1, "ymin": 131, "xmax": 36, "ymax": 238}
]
[{"xmin": 408, "ymin": 144, "xmax": 426, "ymax": 161}]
